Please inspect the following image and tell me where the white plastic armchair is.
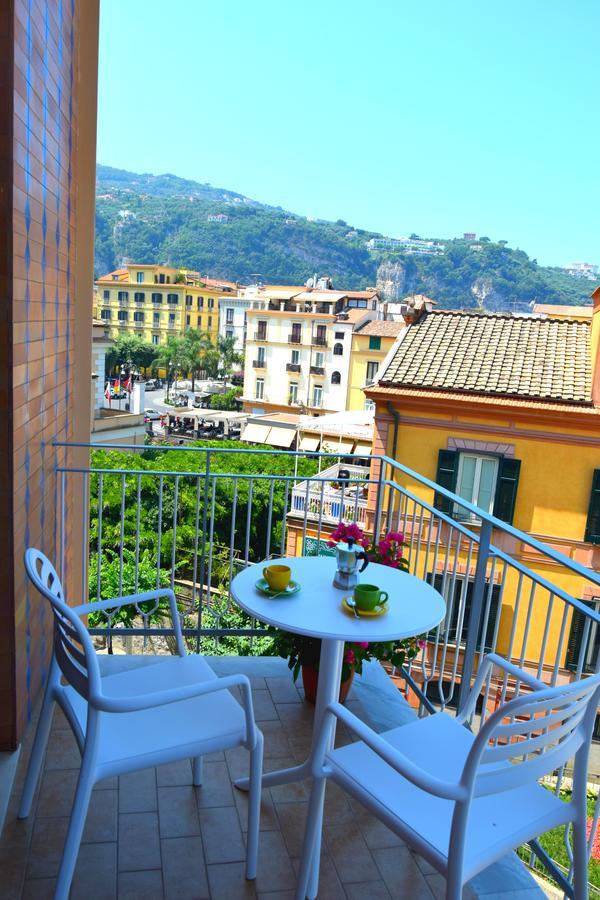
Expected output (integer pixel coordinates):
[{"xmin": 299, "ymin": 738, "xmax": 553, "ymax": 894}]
[
  {"xmin": 295, "ymin": 652, "xmax": 600, "ymax": 900},
  {"xmin": 20, "ymin": 548, "xmax": 264, "ymax": 900}
]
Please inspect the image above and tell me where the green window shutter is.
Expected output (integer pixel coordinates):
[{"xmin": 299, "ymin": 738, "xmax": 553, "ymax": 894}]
[
  {"xmin": 565, "ymin": 600, "xmax": 596, "ymax": 672},
  {"xmin": 368, "ymin": 336, "xmax": 381, "ymax": 350},
  {"xmin": 434, "ymin": 450, "xmax": 458, "ymax": 515},
  {"xmin": 585, "ymin": 469, "xmax": 600, "ymax": 544},
  {"xmin": 493, "ymin": 457, "xmax": 521, "ymax": 525}
]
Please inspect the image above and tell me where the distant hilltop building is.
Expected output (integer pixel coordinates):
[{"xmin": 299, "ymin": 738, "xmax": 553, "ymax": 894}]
[
  {"xmin": 365, "ymin": 236, "xmax": 444, "ymax": 257},
  {"xmin": 463, "ymin": 232, "xmax": 477, "ymax": 241},
  {"xmin": 207, "ymin": 213, "xmax": 229, "ymax": 223},
  {"xmin": 564, "ymin": 261, "xmax": 598, "ymax": 281}
]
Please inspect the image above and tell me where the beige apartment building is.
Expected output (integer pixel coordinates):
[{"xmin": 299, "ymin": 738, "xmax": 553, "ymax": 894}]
[{"xmin": 242, "ymin": 285, "xmax": 381, "ymax": 415}]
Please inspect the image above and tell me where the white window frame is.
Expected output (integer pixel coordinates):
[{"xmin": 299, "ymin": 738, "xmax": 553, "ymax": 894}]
[
  {"xmin": 312, "ymin": 385, "xmax": 323, "ymax": 407},
  {"xmin": 226, "ymin": 308, "xmax": 234, "ymax": 324},
  {"xmin": 291, "ymin": 349, "xmax": 300, "ymax": 365},
  {"xmin": 454, "ymin": 453, "xmax": 499, "ymax": 522},
  {"xmin": 136, "ymin": 271, "xmax": 144, "ymax": 283},
  {"xmin": 315, "ymin": 351, "xmax": 324, "ymax": 368},
  {"xmin": 366, "ymin": 360, "xmax": 379, "ymax": 383},
  {"xmin": 255, "ymin": 378, "xmax": 264, "ymax": 400},
  {"xmin": 289, "ymin": 382, "xmax": 298, "ymax": 404},
  {"xmin": 257, "ymin": 346, "xmax": 266, "ymax": 364}
]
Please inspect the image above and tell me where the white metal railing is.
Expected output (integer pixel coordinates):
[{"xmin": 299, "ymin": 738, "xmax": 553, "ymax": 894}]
[
  {"xmin": 291, "ymin": 463, "xmax": 370, "ymax": 527},
  {"xmin": 53, "ymin": 442, "xmax": 600, "ymax": 893}
]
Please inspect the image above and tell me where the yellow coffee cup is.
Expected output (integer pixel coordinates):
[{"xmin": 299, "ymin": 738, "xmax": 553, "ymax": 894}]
[{"xmin": 263, "ymin": 564, "xmax": 291, "ymax": 591}]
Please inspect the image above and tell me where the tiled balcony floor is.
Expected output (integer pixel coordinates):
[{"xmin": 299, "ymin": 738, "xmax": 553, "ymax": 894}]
[{"xmin": 0, "ymin": 656, "xmax": 547, "ymax": 899}]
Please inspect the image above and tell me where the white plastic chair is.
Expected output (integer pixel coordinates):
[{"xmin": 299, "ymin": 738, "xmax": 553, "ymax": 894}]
[
  {"xmin": 295, "ymin": 653, "xmax": 600, "ymax": 900},
  {"xmin": 20, "ymin": 548, "xmax": 264, "ymax": 900}
]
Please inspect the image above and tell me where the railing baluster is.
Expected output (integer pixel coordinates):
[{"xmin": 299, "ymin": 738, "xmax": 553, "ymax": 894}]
[
  {"xmin": 118, "ymin": 473, "xmax": 126, "ymax": 596},
  {"xmin": 457, "ymin": 520, "xmax": 492, "ymax": 711},
  {"xmin": 280, "ymin": 480, "xmax": 289, "ymax": 556},
  {"xmin": 265, "ymin": 479, "xmax": 275, "ymax": 559},
  {"xmin": 156, "ymin": 475, "xmax": 164, "ymax": 590},
  {"xmin": 245, "ymin": 478, "xmax": 253, "ymax": 565},
  {"xmin": 192, "ymin": 476, "xmax": 201, "ymax": 621},
  {"xmin": 96, "ymin": 473, "xmax": 103, "ymax": 603},
  {"xmin": 134, "ymin": 474, "xmax": 141, "ymax": 593},
  {"xmin": 171, "ymin": 475, "xmax": 179, "ymax": 592},
  {"xmin": 229, "ymin": 478, "xmax": 238, "ymax": 599}
]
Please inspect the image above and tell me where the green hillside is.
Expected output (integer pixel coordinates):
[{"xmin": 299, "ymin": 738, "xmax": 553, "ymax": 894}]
[{"xmin": 95, "ymin": 165, "xmax": 594, "ymax": 310}]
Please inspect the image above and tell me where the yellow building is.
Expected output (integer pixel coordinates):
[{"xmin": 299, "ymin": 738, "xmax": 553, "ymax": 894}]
[
  {"xmin": 94, "ymin": 264, "xmax": 238, "ymax": 346},
  {"xmin": 347, "ymin": 320, "xmax": 404, "ymax": 410},
  {"xmin": 364, "ymin": 296, "xmax": 600, "ymax": 689}
]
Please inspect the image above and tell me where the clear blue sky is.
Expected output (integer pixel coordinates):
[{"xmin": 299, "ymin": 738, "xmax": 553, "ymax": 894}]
[{"xmin": 97, "ymin": 0, "xmax": 599, "ymax": 267}]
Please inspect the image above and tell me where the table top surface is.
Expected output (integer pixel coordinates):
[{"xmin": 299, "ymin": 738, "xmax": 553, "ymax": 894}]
[{"xmin": 231, "ymin": 556, "xmax": 446, "ymax": 642}]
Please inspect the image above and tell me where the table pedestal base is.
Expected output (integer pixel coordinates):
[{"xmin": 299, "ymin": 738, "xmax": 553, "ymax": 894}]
[{"xmin": 235, "ymin": 639, "xmax": 345, "ymax": 898}]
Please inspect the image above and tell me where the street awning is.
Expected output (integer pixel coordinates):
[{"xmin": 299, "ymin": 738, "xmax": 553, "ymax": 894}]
[
  {"xmin": 266, "ymin": 426, "xmax": 296, "ymax": 448},
  {"xmin": 299, "ymin": 435, "xmax": 320, "ymax": 452},
  {"xmin": 322, "ymin": 439, "xmax": 354, "ymax": 454},
  {"xmin": 241, "ymin": 423, "xmax": 271, "ymax": 444},
  {"xmin": 353, "ymin": 441, "xmax": 372, "ymax": 457}
]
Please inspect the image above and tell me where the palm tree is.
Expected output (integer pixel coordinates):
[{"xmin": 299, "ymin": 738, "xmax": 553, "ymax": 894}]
[
  {"xmin": 183, "ymin": 329, "xmax": 213, "ymax": 390},
  {"xmin": 155, "ymin": 335, "xmax": 188, "ymax": 396},
  {"xmin": 216, "ymin": 335, "xmax": 243, "ymax": 379}
]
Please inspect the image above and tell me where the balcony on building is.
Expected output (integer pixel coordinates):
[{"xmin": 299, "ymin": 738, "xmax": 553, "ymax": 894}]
[
  {"xmin": 288, "ymin": 333, "xmax": 302, "ymax": 344},
  {"xmin": 254, "ymin": 329, "xmax": 268, "ymax": 341},
  {"xmin": 311, "ymin": 335, "xmax": 328, "ymax": 347},
  {"xmin": 252, "ymin": 358, "xmax": 266, "ymax": 368},
  {"xmin": 310, "ymin": 365, "xmax": 325, "ymax": 375},
  {"xmin": 286, "ymin": 362, "xmax": 301, "ymax": 372}
]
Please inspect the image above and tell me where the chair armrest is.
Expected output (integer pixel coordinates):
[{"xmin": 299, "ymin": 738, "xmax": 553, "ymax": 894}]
[
  {"xmin": 92, "ymin": 673, "xmax": 259, "ymax": 749},
  {"xmin": 73, "ymin": 589, "xmax": 185, "ymax": 656},
  {"xmin": 317, "ymin": 703, "xmax": 466, "ymax": 802},
  {"xmin": 455, "ymin": 653, "xmax": 547, "ymax": 725}
]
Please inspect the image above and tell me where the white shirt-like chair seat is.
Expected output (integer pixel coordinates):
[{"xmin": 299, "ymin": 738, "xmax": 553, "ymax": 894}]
[
  {"xmin": 328, "ymin": 712, "xmax": 568, "ymax": 881},
  {"xmin": 64, "ymin": 655, "xmax": 247, "ymax": 778}
]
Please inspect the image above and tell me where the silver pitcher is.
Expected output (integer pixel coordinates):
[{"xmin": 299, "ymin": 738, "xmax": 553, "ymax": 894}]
[{"xmin": 332, "ymin": 536, "xmax": 369, "ymax": 591}]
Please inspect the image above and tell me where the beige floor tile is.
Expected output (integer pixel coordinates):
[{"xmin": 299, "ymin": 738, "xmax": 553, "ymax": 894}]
[
  {"xmin": 195, "ymin": 761, "xmax": 235, "ymax": 809},
  {"xmin": 94, "ymin": 776, "xmax": 119, "ymax": 791},
  {"xmin": 234, "ymin": 783, "xmax": 280, "ymax": 833},
  {"xmin": 254, "ymin": 830, "xmax": 297, "ymax": 895},
  {"xmin": 225, "ymin": 745, "xmax": 251, "ymax": 781},
  {"xmin": 119, "ymin": 868, "xmax": 164, "ymax": 899},
  {"xmin": 199, "ymin": 806, "xmax": 246, "ymax": 864},
  {"xmin": 82, "ymin": 789, "xmax": 118, "ymax": 843},
  {"xmin": 324, "ymin": 822, "xmax": 380, "ymax": 884},
  {"xmin": 252, "ymin": 691, "xmax": 279, "ymax": 722},
  {"xmin": 206, "ymin": 861, "xmax": 257, "ymax": 899},
  {"xmin": 372, "ymin": 845, "xmax": 435, "ymax": 899},
  {"xmin": 344, "ymin": 880, "xmax": 393, "ymax": 899},
  {"xmin": 158, "ymin": 786, "xmax": 200, "ymax": 839},
  {"xmin": 273, "ymin": 800, "xmax": 308, "ymax": 857},
  {"xmin": 35, "ymin": 769, "xmax": 78, "ymax": 818},
  {"xmin": 256, "ymin": 892, "xmax": 294, "ymax": 900},
  {"xmin": 0, "ymin": 845, "xmax": 28, "ymax": 899},
  {"xmin": 161, "ymin": 836, "xmax": 209, "ymax": 899},
  {"xmin": 274, "ymin": 704, "xmax": 315, "ymax": 737},
  {"xmin": 71, "ymin": 841, "xmax": 118, "ymax": 899},
  {"xmin": 156, "ymin": 760, "xmax": 193, "ymax": 787},
  {"xmin": 43, "ymin": 729, "xmax": 81, "ymax": 771},
  {"xmin": 258, "ymin": 721, "xmax": 293, "ymax": 759},
  {"xmin": 290, "ymin": 852, "xmax": 346, "ymax": 900},
  {"xmin": 119, "ymin": 767, "xmax": 158, "ymax": 814},
  {"xmin": 25, "ymin": 817, "xmax": 69, "ymax": 879},
  {"xmin": 265, "ymin": 677, "xmax": 302, "ymax": 704},
  {"xmin": 118, "ymin": 811, "xmax": 161, "ymax": 872},
  {"xmin": 20, "ymin": 878, "xmax": 57, "ymax": 899}
]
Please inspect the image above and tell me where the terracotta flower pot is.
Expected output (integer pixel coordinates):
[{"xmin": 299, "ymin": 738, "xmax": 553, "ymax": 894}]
[{"xmin": 301, "ymin": 664, "xmax": 355, "ymax": 705}]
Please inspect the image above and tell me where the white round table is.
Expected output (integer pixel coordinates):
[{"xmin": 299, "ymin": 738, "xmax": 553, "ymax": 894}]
[{"xmin": 231, "ymin": 556, "xmax": 445, "ymax": 896}]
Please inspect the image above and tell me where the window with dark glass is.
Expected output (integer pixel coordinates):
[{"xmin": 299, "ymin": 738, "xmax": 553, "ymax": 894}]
[
  {"xmin": 118, "ymin": 310, "xmax": 128, "ymax": 321},
  {"xmin": 366, "ymin": 361, "xmax": 379, "ymax": 383},
  {"xmin": 167, "ymin": 293, "xmax": 178, "ymax": 305},
  {"xmin": 186, "ymin": 295, "xmax": 193, "ymax": 306},
  {"xmin": 152, "ymin": 293, "xmax": 162, "ymax": 303},
  {"xmin": 197, "ymin": 297, "xmax": 204, "ymax": 309},
  {"xmin": 134, "ymin": 292, "xmax": 145, "ymax": 301},
  {"xmin": 369, "ymin": 336, "xmax": 381, "ymax": 350},
  {"xmin": 226, "ymin": 308, "xmax": 234, "ymax": 324},
  {"xmin": 133, "ymin": 311, "xmax": 144, "ymax": 322},
  {"xmin": 153, "ymin": 312, "xmax": 160, "ymax": 324},
  {"xmin": 331, "ymin": 371, "xmax": 341, "ymax": 385},
  {"xmin": 333, "ymin": 342, "xmax": 343, "ymax": 356},
  {"xmin": 100, "ymin": 309, "xmax": 110, "ymax": 320},
  {"xmin": 103, "ymin": 289, "xmax": 110, "ymax": 300},
  {"xmin": 118, "ymin": 291, "xmax": 128, "ymax": 301}
]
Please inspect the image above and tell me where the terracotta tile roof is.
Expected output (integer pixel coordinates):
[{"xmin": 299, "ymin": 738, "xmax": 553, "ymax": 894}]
[
  {"xmin": 97, "ymin": 268, "xmax": 128, "ymax": 282},
  {"xmin": 532, "ymin": 303, "xmax": 593, "ymax": 318},
  {"xmin": 356, "ymin": 320, "xmax": 404, "ymax": 337},
  {"xmin": 379, "ymin": 310, "xmax": 592, "ymax": 405},
  {"xmin": 367, "ymin": 384, "xmax": 600, "ymax": 416}
]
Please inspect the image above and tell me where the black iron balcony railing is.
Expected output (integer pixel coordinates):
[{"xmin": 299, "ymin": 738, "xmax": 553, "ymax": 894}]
[
  {"xmin": 253, "ymin": 331, "xmax": 268, "ymax": 341},
  {"xmin": 288, "ymin": 334, "xmax": 302, "ymax": 344},
  {"xmin": 310, "ymin": 365, "xmax": 325, "ymax": 375},
  {"xmin": 252, "ymin": 359, "xmax": 266, "ymax": 368},
  {"xmin": 286, "ymin": 363, "xmax": 301, "ymax": 372},
  {"xmin": 311, "ymin": 336, "xmax": 328, "ymax": 347}
]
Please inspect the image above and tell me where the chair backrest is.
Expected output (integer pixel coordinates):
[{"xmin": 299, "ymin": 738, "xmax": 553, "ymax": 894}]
[
  {"xmin": 25, "ymin": 548, "xmax": 100, "ymax": 700},
  {"xmin": 465, "ymin": 672, "xmax": 600, "ymax": 797}
]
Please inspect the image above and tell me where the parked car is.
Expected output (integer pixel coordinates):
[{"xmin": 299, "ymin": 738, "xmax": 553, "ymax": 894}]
[
  {"xmin": 144, "ymin": 409, "xmax": 161, "ymax": 422},
  {"xmin": 144, "ymin": 379, "xmax": 161, "ymax": 391}
]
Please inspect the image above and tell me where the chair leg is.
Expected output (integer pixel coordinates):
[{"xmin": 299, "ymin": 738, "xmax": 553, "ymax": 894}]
[
  {"xmin": 245, "ymin": 730, "xmax": 264, "ymax": 881},
  {"xmin": 295, "ymin": 776, "xmax": 327, "ymax": 900},
  {"xmin": 192, "ymin": 755, "xmax": 203, "ymax": 786},
  {"xmin": 54, "ymin": 748, "xmax": 96, "ymax": 900},
  {"xmin": 18, "ymin": 684, "xmax": 56, "ymax": 819},
  {"xmin": 572, "ymin": 817, "xmax": 589, "ymax": 900},
  {"xmin": 445, "ymin": 866, "xmax": 464, "ymax": 900}
]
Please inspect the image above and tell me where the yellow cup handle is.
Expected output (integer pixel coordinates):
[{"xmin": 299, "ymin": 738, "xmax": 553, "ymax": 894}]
[
  {"xmin": 263, "ymin": 567, "xmax": 269, "ymax": 579},
  {"xmin": 379, "ymin": 591, "xmax": 389, "ymax": 605}
]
